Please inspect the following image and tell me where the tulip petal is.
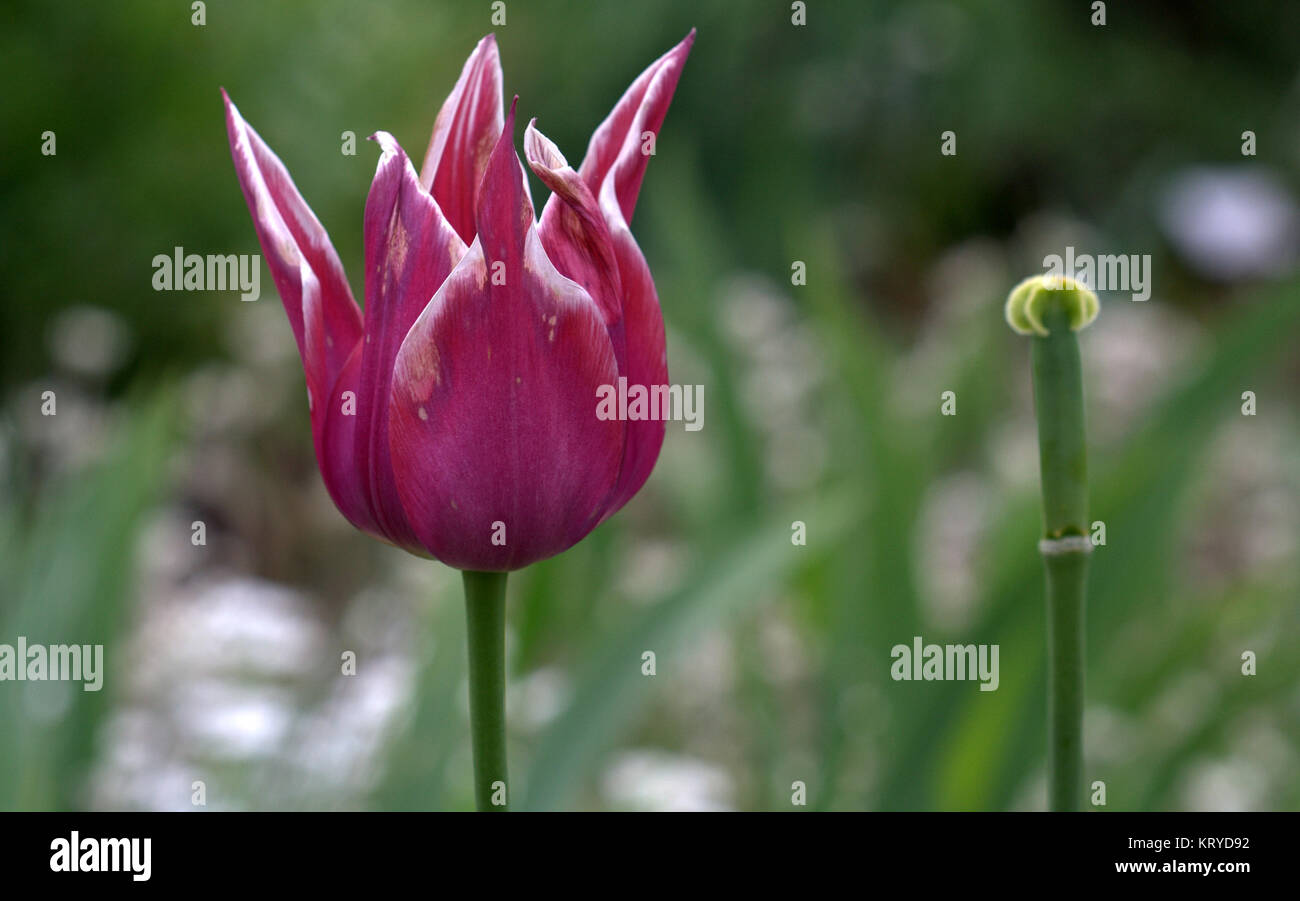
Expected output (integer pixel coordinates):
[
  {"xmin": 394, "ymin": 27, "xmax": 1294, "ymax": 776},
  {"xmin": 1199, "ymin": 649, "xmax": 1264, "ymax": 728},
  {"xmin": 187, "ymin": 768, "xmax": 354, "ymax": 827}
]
[
  {"xmin": 347, "ymin": 132, "xmax": 467, "ymax": 547},
  {"xmin": 577, "ymin": 29, "xmax": 694, "ymax": 224},
  {"xmin": 594, "ymin": 173, "xmax": 668, "ymax": 517},
  {"xmin": 525, "ymin": 120, "xmax": 626, "ymax": 375},
  {"xmin": 390, "ymin": 101, "xmax": 624, "ymax": 570},
  {"xmin": 419, "ymin": 34, "xmax": 505, "ymax": 244},
  {"xmin": 222, "ymin": 89, "xmax": 362, "ymax": 431},
  {"xmin": 317, "ymin": 340, "xmax": 379, "ymax": 534}
]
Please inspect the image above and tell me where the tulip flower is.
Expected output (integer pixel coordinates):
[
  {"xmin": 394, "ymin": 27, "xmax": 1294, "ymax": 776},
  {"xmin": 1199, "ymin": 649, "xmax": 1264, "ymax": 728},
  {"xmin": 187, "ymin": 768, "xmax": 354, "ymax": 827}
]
[{"xmin": 223, "ymin": 31, "xmax": 693, "ymax": 810}]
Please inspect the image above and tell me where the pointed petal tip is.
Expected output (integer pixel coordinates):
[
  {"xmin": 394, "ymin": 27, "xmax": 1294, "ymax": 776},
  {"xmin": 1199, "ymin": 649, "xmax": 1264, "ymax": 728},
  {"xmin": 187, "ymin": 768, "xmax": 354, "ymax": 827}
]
[
  {"xmin": 475, "ymin": 93, "xmax": 532, "ymax": 243},
  {"xmin": 219, "ymin": 83, "xmax": 364, "ymax": 475},
  {"xmin": 660, "ymin": 29, "xmax": 695, "ymax": 61},
  {"xmin": 494, "ymin": 97, "xmax": 519, "ymax": 165},
  {"xmin": 220, "ymin": 89, "xmax": 236, "ymax": 130},
  {"xmin": 524, "ymin": 119, "xmax": 568, "ymax": 172},
  {"xmin": 419, "ymin": 30, "xmax": 506, "ymax": 233},
  {"xmin": 367, "ymin": 133, "xmax": 435, "ymax": 197},
  {"xmin": 577, "ymin": 30, "xmax": 695, "ymax": 224},
  {"xmin": 468, "ymin": 32, "xmax": 502, "ymax": 68},
  {"xmin": 221, "ymin": 88, "xmax": 242, "ymax": 124},
  {"xmin": 367, "ymin": 131, "xmax": 408, "ymax": 163},
  {"xmin": 499, "ymin": 95, "xmax": 518, "ymax": 141},
  {"xmin": 485, "ymin": 96, "xmax": 517, "ymax": 152},
  {"xmin": 671, "ymin": 29, "xmax": 696, "ymax": 65}
]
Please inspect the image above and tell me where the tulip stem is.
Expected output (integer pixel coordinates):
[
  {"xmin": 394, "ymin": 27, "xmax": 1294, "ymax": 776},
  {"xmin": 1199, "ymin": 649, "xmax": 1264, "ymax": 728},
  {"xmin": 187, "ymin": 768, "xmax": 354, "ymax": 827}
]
[
  {"xmin": 462, "ymin": 570, "xmax": 509, "ymax": 811},
  {"xmin": 1029, "ymin": 303, "xmax": 1091, "ymax": 812}
]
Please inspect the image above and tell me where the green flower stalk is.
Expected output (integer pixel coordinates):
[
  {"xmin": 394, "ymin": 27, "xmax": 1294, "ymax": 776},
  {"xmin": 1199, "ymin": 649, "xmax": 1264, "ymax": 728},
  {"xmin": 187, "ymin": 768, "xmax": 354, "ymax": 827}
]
[
  {"xmin": 1006, "ymin": 275, "xmax": 1099, "ymax": 811},
  {"xmin": 463, "ymin": 571, "xmax": 509, "ymax": 811}
]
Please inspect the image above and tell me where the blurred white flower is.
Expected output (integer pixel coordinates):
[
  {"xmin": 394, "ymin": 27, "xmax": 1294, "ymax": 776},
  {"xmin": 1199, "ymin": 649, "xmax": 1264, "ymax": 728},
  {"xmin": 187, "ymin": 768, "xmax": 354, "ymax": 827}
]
[
  {"xmin": 48, "ymin": 305, "xmax": 131, "ymax": 378},
  {"xmin": 1160, "ymin": 167, "xmax": 1299, "ymax": 280},
  {"xmin": 601, "ymin": 750, "xmax": 733, "ymax": 811}
]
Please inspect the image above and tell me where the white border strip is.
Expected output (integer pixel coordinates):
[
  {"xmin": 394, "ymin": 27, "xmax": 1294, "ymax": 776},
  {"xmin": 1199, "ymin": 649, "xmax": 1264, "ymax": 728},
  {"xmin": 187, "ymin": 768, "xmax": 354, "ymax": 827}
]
[{"xmin": 1038, "ymin": 535, "xmax": 1094, "ymax": 556}]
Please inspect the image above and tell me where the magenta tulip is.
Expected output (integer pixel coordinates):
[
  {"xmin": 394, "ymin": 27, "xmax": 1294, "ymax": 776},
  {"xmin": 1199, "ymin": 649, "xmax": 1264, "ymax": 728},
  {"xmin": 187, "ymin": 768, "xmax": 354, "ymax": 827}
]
[{"xmin": 223, "ymin": 31, "xmax": 693, "ymax": 572}]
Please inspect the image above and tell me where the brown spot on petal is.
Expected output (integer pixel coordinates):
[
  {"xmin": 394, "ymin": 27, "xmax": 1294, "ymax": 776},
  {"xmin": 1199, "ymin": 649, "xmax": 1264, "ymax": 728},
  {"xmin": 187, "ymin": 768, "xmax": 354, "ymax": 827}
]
[
  {"xmin": 403, "ymin": 340, "xmax": 442, "ymax": 401},
  {"xmin": 386, "ymin": 214, "xmax": 410, "ymax": 275},
  {"xmin": 474, "ymin": 130, "xmax": 496, "ymax": 189},
  {"xmin": 562, "ymin": 206, "xmax": 582, "ymax": 236}
]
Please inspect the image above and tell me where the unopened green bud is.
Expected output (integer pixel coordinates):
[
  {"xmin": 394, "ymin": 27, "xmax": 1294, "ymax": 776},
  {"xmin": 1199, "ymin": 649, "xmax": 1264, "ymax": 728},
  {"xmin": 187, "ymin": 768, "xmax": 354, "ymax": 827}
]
[{"xmin": 1005, "ymin": 275, "xmax": 1100, "ymax": 337}]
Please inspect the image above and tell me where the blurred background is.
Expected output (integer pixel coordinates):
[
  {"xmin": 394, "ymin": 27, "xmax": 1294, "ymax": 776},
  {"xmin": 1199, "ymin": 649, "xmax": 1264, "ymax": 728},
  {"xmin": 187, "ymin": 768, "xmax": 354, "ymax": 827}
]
[{"xmin": 1, "ymin": 0, "xmax": 1298, "ymax": 811}]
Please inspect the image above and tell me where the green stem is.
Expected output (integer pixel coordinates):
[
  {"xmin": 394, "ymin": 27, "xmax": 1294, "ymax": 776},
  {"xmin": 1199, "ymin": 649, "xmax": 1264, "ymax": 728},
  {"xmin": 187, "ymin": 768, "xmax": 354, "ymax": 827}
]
[
  {"xmin": 462, "ymin": 570, "xmax": 509, "ymax": 811},
  {"xmin": 1044, "ymin": 552, "xmax": 1086, "ymax": 811},
  {"xmin": 1030, "ymin": 305, "xmax": 1090, "ymax": 812}
]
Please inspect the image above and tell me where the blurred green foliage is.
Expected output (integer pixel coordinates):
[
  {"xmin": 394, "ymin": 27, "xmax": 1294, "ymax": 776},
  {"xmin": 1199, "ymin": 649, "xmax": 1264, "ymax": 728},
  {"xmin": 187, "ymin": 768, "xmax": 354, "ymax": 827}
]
[
  {"xmin": 1, "ymin": 1, "xmax": 1297, "ymax": 810},
  {"xmin": 0, "ymin": 394, "xmax": 175, "ymax": 809}
]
